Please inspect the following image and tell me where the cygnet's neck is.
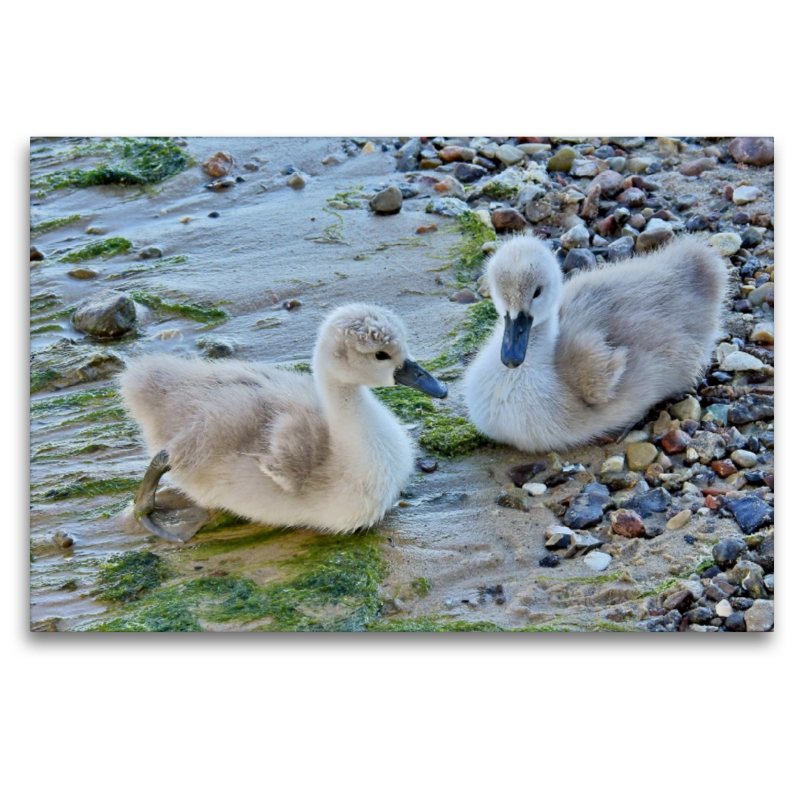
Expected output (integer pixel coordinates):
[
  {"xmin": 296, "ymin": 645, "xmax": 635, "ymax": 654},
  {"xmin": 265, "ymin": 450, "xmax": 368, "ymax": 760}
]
[{"xmin": 524, "ymin": 313, "xmax": 559, "ymax": 368}]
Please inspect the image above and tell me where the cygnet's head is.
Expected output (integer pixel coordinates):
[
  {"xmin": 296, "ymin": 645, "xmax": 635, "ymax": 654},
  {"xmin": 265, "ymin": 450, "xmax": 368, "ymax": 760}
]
[
  {"xmin": 486, "ymin": 235, "xmax": 563, "ymax": 368},
  {"xmin": 313, "ymin": 303, "xmax": 447, "ymax": 398}
]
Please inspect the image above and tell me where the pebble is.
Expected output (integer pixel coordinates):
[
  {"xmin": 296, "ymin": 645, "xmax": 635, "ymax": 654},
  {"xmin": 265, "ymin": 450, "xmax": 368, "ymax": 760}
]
[
  {"xmin": 202, "ymin": 151, "xmax": 234, "ymax": 177},
  {"xmin": 626, "ymin": 442, "xmax": 658, "ymax": 471},
  {"xmin": 30, "ymin": 246, "xmax": 45, "ymax": 261},
  {"xmin": 369, "ymin": 186, "xmax": 403, "ymax": 214},
  {"xmin": 747, "ymin": 281, "xmax": 773, "ymax": 307},
  {"xmin": 322, "ymin": 153, "xmax": 344, "ymax": 166},
  {"xmin": 449, "ymin": 289, "xmax": 480, "ymax": 304},
  {"xmin": 635, "ymin": 227, "xmax": 674, "ymax": 253},
  {"xmin": 561, "ymin": 249, "xmax": 595, "ymax": 272},
  {"xmin": 67, "ymin": 268, "xmax": 98, "ymax": 280},
  {"xmin": 545, "ymin": 525, "xmax": 573, "ymax": 549},
  {"xmin": 564, "ymin": 493, "xmax": 605, "ymax": 529},
  {"xmin": 686, "ymin": 214, "xmax": 709, "ymax": 232},
  {"xmin": 489, "ymin": 208, "xmax": 527, "ymax": 234},
  {"xmin": 53, "ymin": 531, "xmax": 74, "ymax": 548},
  {"xmin": 495, "ymin": 144, "xmax": 525, "ymax": 166},
  {"xmin": 287, "ymin": 173, "xmax": 306, "ymax": 190},
  {"xmin": 561, "ymin": 225, "xmax": 591, "ymax": 250},
  {"xmin": 726, "ymin": 495, "xmax": 774, "ymax": 535},
  {"xmin": 686, "ymin": 606, "xmax": 714, "ymax": 625},
  {"xmin": 610, "ymin": 509, "xmax": 646, "ymax": 538},
  {"xmin": 724, "ymin": 611, "xmax": 747, "ymax": 632},
  {"xmin": 608, "ymin": 156, "xmax": 627, "ymax": 173},
  {"xmin": 730, "ymin": 449, "xmax": 758, "ymax": 469},
  {"xmin": 138, "ymin": 246, "xmax": 162, "ymax": 260},
  {"xmin": 607, "ymin": 237, "xmax": 635, "ymax": 261},
  {"xmin": 708, "ymin": 232, "xmax": 743, "ymax": 257},
  {"xmin": 433, "ymin": 176, "xmax": 467, "ymax": 200},
  {"xmin": 584, "ymin": 551, "xmax": 612, "ymax": 571},
  {"xmin": 204, "ymin": 178, "xmax": 235, "ymax": 191},
  {"xmin": 598, "ymin": 471, "xmax": 638, "ymax": 491},
  {"xmin": 587, "ymin": 170, "xmax": 625, "ymax": 197},
  {"xmin": 417, "ymin": 457, "xmax": 438, "ymax": 473},
  {"xmin": 628, "ymin": 156, "xmax": 661, "ymax": 174},
  {"xmin": 720, "ymin": 350, "xmax": 765, "ymax": 372},
  {"xmin": 548, "ymin": 147, "xmax": 578, "ymax": 172},
  {"xmin": 624, "ymin": 487, "xmax": 671, "ymax": 515},
  {"xmin": 661, "ymin": 429, "xmax": 691, "ymax": 454},
  {"xmin": 197, "ymin": 337, "xmax": 236, "ymax": 359},
  {"xmin": 729, "ymin": 137, "xmax": 774, "ymax": 167},
  {"xmin": 733, "ymin": 185, "xmax": 762, "ymax": 205},
  {"xmin": 744, "ymin": 599, "xmax": 774, "ymax": 631},
  {"xmin": 711, "ymin": 459, "xmax": 738, "ymax": 478},
  {"xmin": 678, "ymin": 157, "xmax": 717, "ymax": 176},
  {"xmin": 453, "ymin": 163, "xmax": 487, "ymax": 183},
  {"xmin": 690, "ymin": 431, "xmax": 726, "ymax": 463},
  {"xmin": 675, "ymin": 194, "xmax": 698, "ymax": 211},
  {"xmin": 507, "ymin": 461, "xmax": 548, "ymax": 487},
  {"xmin": 71, "ymin": 290, "xmax": 137, "ymax": 339},
  {"xmin": 715, "ymin": 599, "xmax": 734, "ymax": 618},
  {"xmin": 496, "ymin": 488, "xmax": 530, "ymax": 512},
  {"xmin": 666, "ymin": 509, "xmax": 692, "ymax": 530},
  {"xmin": 416, "ymin": 224, "xmax": 437, "ymax": 235},
  {"xmin": 602, "ymin": 455, "xmax": 625, "ymax": 472},
  {"xmin": 208, "ymin": 211, "xmax": 220, "ymax": 218},
  {"xmin": 396, "ymin": 138, "xmax": 421, "ymax": 171},
  {"xmin": 728, "ymin": 394, "xmax": 773, "ymax": 425},
  {"xmin": 664, "ymin": 589, "xmax": 693, "ymax": 612},
  {"xmin": 740, "ymin": 227, "xmax": 764, "ymax": 249},
  {"xmin": 522, "ymin": 482, "xmax": 547, "ymax": 496},
  {"xmin": 539, "ymin": 555, "xmax": 560, "ymax": 568},
  {"xmin": 669, "ymin": 396, "xmax": 702, "ymax": 422},
  {"xmin": 616, "ymin": 187, "xmax": 646, "ymax": 207}
]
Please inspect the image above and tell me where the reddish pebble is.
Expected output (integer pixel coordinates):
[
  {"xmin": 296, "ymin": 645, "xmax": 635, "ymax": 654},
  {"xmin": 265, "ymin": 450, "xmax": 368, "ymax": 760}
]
[
  {"xmin": 610, "ymin": 509, "xmax": 646, "ymax": 538},
  {"xmin": 202, "ymin": 151, "xmax": 234, "ymax": 178},
  {"xmin": 491, "ymin": 208, "xmax": 527, "ymax": 232},
  {"xmin": 597, "ymin": 215, "xmax": 616, "ymax": 237},
  {"xmin": 723, "ymin": 185, "xmax": 734, "ymax": 201},
  {"xmin": 661, "ymin": 429, "xmax": 691, "ymax": 454},
  {"xmin": 439, "ymin": 146, "xmax": 463, "ymax": 163},
  {"xmin": 764, "ymin": 474, "xmax": 774, "ymax": 491},
  {"xmin": 705, "ymin": 495, "xmax": 720, "ymax": 510},
  {"xmin": 678, "ymin": 157, "xmax": 717, "ymax": 177},
  {"xmin": 711, "ymin": 459, "xmax": 738, "ymax": 477},
  {"xmin": 416, "ymin": 224, "xmax": 437, "ymax": 234},
  {"xmin": 663, "ymin": 589, "xmax": 693, "ymax": 612}
]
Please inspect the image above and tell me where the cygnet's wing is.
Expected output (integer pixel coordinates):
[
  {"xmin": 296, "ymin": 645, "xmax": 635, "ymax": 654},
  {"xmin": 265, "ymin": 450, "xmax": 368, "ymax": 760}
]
[
  {"xmin": 556, "ymin": 327, "xmax": 629, "ymax": 406},
  {"xmin": 253, "ymin": 406, "xmax": 331, "ymax": 494}
]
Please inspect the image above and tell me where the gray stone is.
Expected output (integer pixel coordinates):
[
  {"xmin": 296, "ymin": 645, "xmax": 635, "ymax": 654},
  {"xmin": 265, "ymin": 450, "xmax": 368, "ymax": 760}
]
[
  {"xmin": 729, "ymin": 137, "xmax": 774, "ymax": 167},
  {"xmin": 728, "ymin": 394, "xmax": 773, "ymax": 425},
  {"xmin": 564, "ymin": 494, "xmax": 605, "ymax": 529},
  {"xmin": 138, "ymin": 246, "xmax": 162, "ymax": 259},
  {"xmin": 561, "ymin": 225, "xmax": 591, "ymax": 250},
  {"xmin": 712, "ymin": 538, "xmax": 746, "ymax": 569},
  {"xmin": 744, "ymin": 599, "xmax": 774, "ymax": 631},
  {"xmin": 733, "ymin": 185, "xmax": 762, "ymax": 205},
  {"xmin": 548, "ymin": 147, "xmax": 578, "ymax": 172},
  {"xmin": 562, "ymin": 248, "xmax": 596, "ymax": 271},
  {"xmin": 607, "ymin": 237, "xmax": 635, "ymax": 261},
  {"xmin": 670, "ymin": 396, "xmax": 702, "ymax": 422},
  {"xmin": 71, "ymin": 290, "xmax": 137, "ymax": 339},
  {"xmin": 690, "ymin": 431, "xmax": 726, "ymax": 464},
  {"xmin": 730, "ymin": 449, "xmax": 758, "ymax": 469},
  {"xmin": 495, "ymin": 144, "xmax": 525, "ymax": 166},
  {"xmin": 636, "ymin": 227, "xmax": 675, "ymax": 252},
  {"xmin": 709, "ymin": 232, "xmax": 742, "ymax": 257},
  {"xmin": 397, "ymin": 138, "xmax": 421, "ymax": 171},
  {"xmin": 369, "ymin": 186, "xmax": 403, "ymax": 214}
]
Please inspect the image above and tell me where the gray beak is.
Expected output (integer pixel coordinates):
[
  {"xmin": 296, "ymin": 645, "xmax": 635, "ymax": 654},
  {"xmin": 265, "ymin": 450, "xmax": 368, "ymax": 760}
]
[
  {"xmin": 501, "ymin": 311, "xmax": 533, "ymax": 368},
  {"xmin": 393, "ymin": 359, "xmax": 448, "ymax": 399}
]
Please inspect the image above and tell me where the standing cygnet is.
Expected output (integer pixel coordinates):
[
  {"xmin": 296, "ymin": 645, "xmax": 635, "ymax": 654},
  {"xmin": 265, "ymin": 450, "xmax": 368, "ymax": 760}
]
[
  {"xmin": 463, "ymin": 235, "xmax": 729, "ymax": 453},
  {"xmin": 120, "ymin": 303, "xmax": 447, "ymax": 541}
]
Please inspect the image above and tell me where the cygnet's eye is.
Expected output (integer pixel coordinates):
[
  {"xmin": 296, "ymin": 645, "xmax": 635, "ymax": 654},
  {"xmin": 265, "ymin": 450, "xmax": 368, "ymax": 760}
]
[
  {"xmin": 533, "ymin": 286, "xmax": 542, "ymax": 298},
  {"xmin": 375, "ymin": 351, "xmax": 391, "ymax": 360}
]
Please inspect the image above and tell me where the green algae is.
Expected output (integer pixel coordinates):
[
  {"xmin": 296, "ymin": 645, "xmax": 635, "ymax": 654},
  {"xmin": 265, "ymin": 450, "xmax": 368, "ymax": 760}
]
[
  {"xmin": 105, "ymin": 255, "xmax": 188, "ymax": 281},
  {"xmin": 61, "ymin": 237, "xmax": 132, "ymax": 263},
  {"xmin": 418, "ymin": 414, "xmax": 488, "ymax": 457},
  {"xmin": 537, "ymin": 571, "xmax": 624, "ymax": 586},
  {"xmin": 30, "ymin": 214, "xmax": 82, "ymax": 237},
  {"xmin": 423, "ymin": 299, "xmax": 498, "ymax": 373},
  {"xmin": 30, "ymin": 368, "xmax": 60, "ymax": 394},
  {"xmin": 39, "ymin": 476, "xmax": 140, "ymax": 502},
  {"xmin": 479, "ymin": 182, "xmax": 518, "ymax": 201},
  {"xmin": 30, "ymin": 387, "xmax": 118, "ymax": 418},
  {"xmin": 130, "ymin": 292, "xmax": 229, "ymax": 325},
  {"xmin": 31, "ymin": 324, "xmax": 64, "ymax": 335},
  {"xmin": 372, "ymin": 385, "xmax": 488, "ymax": 458},
  {"xmin": 32, "ymin": 137, "xmax": 189, "ymax": 193},
  {"xmin": 367, "ymin": 616, "xmax": 572, "ymax": 632},
  {"xmin": 96, "ymin": 551, "xmax": 173, "ymax": 603},
  {"xmin": 411, "ymin": 577, "xmax": 431, "ymax": 598},
  {"xmin": 451, "ymin": 211, "xmax": 496, "ymax": 287},
  {"xmin": 90, "ymin": 530, "xmax": 387, "ymax": 632}
]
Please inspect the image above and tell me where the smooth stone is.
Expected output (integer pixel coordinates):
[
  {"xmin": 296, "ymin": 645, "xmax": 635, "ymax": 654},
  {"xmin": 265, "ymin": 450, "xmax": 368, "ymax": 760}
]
[
  {"xmin": 740, "ymin": 227, "xmax": 764, "ymax": 248},
  {"xmin": 664, "ymin": 589, "xmax": 693, "ymax": 612},
  {"xmin": 715, "ymin": 599, "xmax": 734, "ymax": 618},
  {"xmin": 453, "ymin": 163, "xmax": 487, "ymax": 183},
  {"xmin": 584, "ymin": 551, "xmax": 612, "ymax": 571},
  {"xmin": 666, "ymin": 509, "xmax": 692, "ymax": 530},
  {"xmin": 750, "ymin": 321, "xmax": 774, "ymax": 345},
  {"xmin": 561, "ymin": 224, "xmax": 591, "ymax": 250},
  {"xmin": 449, "ymin": 289, "xmax": 480, "ymax": 304},
  {"xmin": 636, "ymin": 227, "xmax": 674, "ymax": 252},
  {"xmin": 522, "ymin": 482, "xmax": 547, "ymax": 496},
  {"xmin": 744, "ymin": 599, "xmax": 774, "ymax": 632},
  {"xmin": 548, "ymin": 146, "xmax": 578, "ymax": 172},
  {"xmin": 71, "ymin": 290, "xmax": 137, "ymax": 339},
  {"xmin": 616, "ymin": 187, "xmax": 646, "ymax": 207},
  {"xmin": 587, "ymin": 170, "xmax": 625, "ymax": 197},
  {"xmin": 626, "ymin": 442, "xmax": 658, "ymax": 471},
  {"xmin": 709, "ymin": 232, "xmax": 743, "ymax": 257},
  {"xmin": 495, "ymin": 144, "xmax": 525, "ymax": 166},
  {"xmin": 729, "ymin": 137, "xmax": 774, "ymax": 167},
  {"xmin": 628, "ymin": 156, "xmax": 658, "ymax": 174},
  {"xmin": 733, "ymin": 185, "xmax": 762, "ymax": 205},
  {"xmin": 397, "ymin": 138, "xmax": 421, "ymax": 171},
  {"xmin": 725, "ymin": 611, "xmax": 747, "ymax": 632},
  {"xmin": 661, "ymin": 429, "xmax": 692, "ymax": 454},
  {"xmin": 601, "ymin": 455, "xmax": 625, "ymax": 472},
  {"xmin": 426, "ymin": 198, "xmax": 470, "ymax": 217},
  {"xmin": 607, "ymin": 237, "xmax": 635, "ymax": 261},
  {"xmin": 434, "ymin": 176, "xmax": 467, "ymax": 200},
  {"xmin": 678, "ymin": 157, "xmax": 717, "ymax": 176},
  {"xmin": 491, "ymin": 208, "xmax": 527, "ymax": 232},
  {"xmin": 670, "ymin": 396, "xmax": 702, "ymax": 422},
  {"xmin": 720, "ymin": 350, "xmax": 765, "ymax": 372},
  {"xmin": 287, "ymin": 173, "xmax": 306, "ymax": 189},
  {"xmin": 369, "ymin": 186, "xmax": 403, "ymax": 214},
  {"xmin": 138, "ymin": 246, "xmax": 162, "ymax": 259},
  {"xmin": 730, "ymin": 449, "xmax": 758, "ymax": 468},
  {"xmin": 201, "ymin": 151, "xmax": 234, "ymax": 177},
  {"xmin": 747, "ymin": 281, "xmax": 773, "ymax": 307},
  {"xmin": 67, "ymin": 268, "xmax": 98, "ymax": 279},
  {"xmin": 562, "ymin": 248, "xmax": 596, "ymax": 271}
]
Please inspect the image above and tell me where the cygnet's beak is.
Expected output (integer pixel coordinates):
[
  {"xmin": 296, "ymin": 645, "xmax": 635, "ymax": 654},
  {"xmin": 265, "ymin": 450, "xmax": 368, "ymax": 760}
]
[
  {"xmin": 501, "ymin": 311, "xmax": 533, "ymax": 368},
  {"xmin": 394, "ymin": 359, "xmax": 448, "ymax": 399}
]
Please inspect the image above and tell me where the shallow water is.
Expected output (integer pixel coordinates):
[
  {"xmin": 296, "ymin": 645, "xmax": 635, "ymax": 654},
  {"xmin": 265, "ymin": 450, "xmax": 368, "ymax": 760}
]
[{"xmin": 30, "ymin": 136, "xmax": 773, "ymax": 632}]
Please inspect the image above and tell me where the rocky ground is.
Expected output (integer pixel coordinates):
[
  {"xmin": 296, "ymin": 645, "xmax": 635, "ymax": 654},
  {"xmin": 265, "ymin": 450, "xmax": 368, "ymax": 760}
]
[{"xmin": 29, "ymin": 135, "xmax": 774, "ymax": 632}]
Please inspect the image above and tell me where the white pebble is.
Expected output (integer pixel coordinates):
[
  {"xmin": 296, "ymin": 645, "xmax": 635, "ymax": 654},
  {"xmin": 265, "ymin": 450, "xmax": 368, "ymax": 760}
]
[
  {"xmin": 584, "ymin": 551, "xmax": 612, "ymax": 571},
  {"xmin": 522, "ymin": 482, "xmax": 547, "ymax": 496}
]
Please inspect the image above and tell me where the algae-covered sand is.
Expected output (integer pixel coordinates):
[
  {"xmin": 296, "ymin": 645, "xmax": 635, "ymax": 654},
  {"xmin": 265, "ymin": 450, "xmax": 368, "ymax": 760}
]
[{"xmin": 29, "ymin": 136, "xmax": 774, "ymax": 632}]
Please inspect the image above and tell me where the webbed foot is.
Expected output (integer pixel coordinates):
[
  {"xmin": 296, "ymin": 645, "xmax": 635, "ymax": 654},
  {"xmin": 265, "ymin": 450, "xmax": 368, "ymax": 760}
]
[{"xmin": 133, "ymin": 450, "xmax": 188, "ymax": 543}]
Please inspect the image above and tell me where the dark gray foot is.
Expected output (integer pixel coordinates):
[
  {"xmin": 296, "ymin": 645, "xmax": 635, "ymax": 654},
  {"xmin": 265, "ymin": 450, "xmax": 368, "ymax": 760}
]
[{"xmin": 134, "ymin": 450, "xmax": 185, "ymax": 543}]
